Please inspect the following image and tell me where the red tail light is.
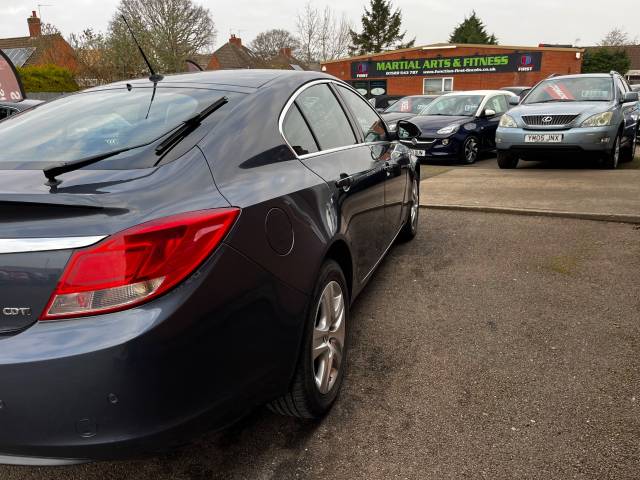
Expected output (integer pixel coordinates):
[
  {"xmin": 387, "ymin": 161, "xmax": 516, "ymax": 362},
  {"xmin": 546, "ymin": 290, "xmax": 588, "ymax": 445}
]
[{"xmin": 41, "ymin": 208, "xmax": 240, "ymax": 320}]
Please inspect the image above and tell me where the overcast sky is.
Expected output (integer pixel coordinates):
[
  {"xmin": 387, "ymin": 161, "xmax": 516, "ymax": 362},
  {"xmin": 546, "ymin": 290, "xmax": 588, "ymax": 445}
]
[{"xmin": 2, "ymin": 0, "xmax": 639, "ymax": 50}]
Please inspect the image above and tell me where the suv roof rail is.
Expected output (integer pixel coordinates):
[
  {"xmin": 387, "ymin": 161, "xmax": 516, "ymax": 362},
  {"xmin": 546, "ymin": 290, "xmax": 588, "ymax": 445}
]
[{"xmin": 610, "ymin": 70, "xmax": 620, "ymax": 76}]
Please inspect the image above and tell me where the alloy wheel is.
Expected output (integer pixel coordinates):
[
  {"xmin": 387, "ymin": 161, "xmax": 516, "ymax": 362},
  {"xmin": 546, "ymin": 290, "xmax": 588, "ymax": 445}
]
[
  {"xmin": 613, "ymin": 136, "xmax": 620, "ymax": 168},
  {"xmin": 465, "ymin": 138, "xmax": 479, "ymax": 163},
  {"xmin": 410, "ymin": 177, "xmax": 419, "ymax": 229},
  {"xmin": 312, "ymin": 281, "xmax": 346, "ymax": 394}
]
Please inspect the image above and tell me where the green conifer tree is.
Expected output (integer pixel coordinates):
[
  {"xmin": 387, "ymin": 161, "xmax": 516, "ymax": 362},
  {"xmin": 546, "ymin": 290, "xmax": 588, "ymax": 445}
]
[{"xmin": 349, "ymin": 0, "xmax": 415, "ymax": 55}]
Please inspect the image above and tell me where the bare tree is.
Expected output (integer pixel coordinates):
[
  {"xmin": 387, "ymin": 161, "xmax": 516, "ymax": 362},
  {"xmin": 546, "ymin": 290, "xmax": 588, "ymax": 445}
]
[
  {"xmin": 296, "ymin": 3, "xmax": 319, "ymax": 63},
  {"xmin": 599, "ymin": 27, "xmax": 637, "ymax": 47},
  {"xmin": 249, "ymin": 29, "xmax": 300, "ymax": 60},
  {"xmin": 68, "ymin": 29, "xmax": 115, "ymax": 86},
  {"xmin": 108, "ymin": 0, "xmax": 217, "ymax": 75},
  {"xmin": 317, "ymin": 7, "xmax": 352, "ymax": 61},
  {"xmin": 296, "ymin": 2, "xmax": 352, "ymax": 63}
]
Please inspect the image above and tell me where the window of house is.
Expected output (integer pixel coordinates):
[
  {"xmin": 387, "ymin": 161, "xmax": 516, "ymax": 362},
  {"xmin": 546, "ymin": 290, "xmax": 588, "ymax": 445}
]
[{"xmin": 423, "ymin": 77, "xmax": 454, "ymax": 94}]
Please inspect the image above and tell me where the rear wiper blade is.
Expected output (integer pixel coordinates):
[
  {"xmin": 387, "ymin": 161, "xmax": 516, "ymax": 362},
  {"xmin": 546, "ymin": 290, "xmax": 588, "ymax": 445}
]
[
  {"xmin": 43, "ymin": 146, "xmax": 134, "ymax": 186},
  {"xmin": 528, "ymin": 99, "xmax": 577, "ymax": 104},
  {"xmin": 42, "ymin": 96, "xmax": 228, "ymax": 186},
  {"xmin": 155, "ymin": 96, "xmax": 228, "ymax": 156}
]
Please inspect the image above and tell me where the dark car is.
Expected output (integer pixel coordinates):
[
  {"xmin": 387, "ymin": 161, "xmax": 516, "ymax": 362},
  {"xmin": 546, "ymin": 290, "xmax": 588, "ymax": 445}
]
[
  {"xmin": 367, "ymin": 94, "xmax": 403, "ymax": 112},
  {"xmin": 380, "ymin": 95, "xmax": 439, "ymax": 132},
  {"xmin": 0, "ymin": 70, "xmax": 419, "ymax": 464},
  {"xmin": 500, "ymin": 86, "xmax": 531, "ymax": 101},
  {"xmin": 398, "ymin": 90, "xmax": 517, "ymax": 164},
  {"xmin": 0, "ymin": 99, "xmax": 43, "ymax": 120}
]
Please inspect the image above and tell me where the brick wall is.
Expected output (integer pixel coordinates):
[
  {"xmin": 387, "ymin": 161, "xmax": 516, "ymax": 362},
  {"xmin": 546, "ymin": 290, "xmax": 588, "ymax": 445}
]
[{"xmin": 323, "ymin": 45, "xmax": 583, "ymax": 96}]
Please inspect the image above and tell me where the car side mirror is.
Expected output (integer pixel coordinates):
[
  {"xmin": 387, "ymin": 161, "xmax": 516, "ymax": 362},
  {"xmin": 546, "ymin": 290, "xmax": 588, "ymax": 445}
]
[
  {"xmin": 623, "ymin": 91, "xmax": 639, "ymax": 102},
  {"xmin": 508, "ymin": 97, "xmax": 520, "ymax": 106},
  {"xmin": 482, "ymin": 108, "xmax": 497, "ymax": 118}
]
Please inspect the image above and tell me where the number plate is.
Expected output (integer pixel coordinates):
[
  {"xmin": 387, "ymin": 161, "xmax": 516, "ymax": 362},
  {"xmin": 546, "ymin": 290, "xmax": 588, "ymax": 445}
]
[
  {"xmin": 524, "ymin": 134, "xmax": 563, "ymax": 143},
  {"xmin": 413, "ymin": 149, "xmax": 426, "ymax": 157}
]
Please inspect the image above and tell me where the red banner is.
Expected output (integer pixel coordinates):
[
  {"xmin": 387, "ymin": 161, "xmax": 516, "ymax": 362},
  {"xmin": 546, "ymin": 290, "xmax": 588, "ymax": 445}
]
[
  {"xmin": 0, "ymin": 50, "xmax": 25, "ymax": 102},
  {"xmin": 543, "ymin": 82, "xmax": 575, "ymax": 100}
]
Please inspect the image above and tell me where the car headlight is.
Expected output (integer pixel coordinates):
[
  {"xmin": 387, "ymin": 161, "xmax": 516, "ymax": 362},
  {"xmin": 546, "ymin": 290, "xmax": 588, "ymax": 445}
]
[
  {"xmin": 499, "ymin": 114, "xmax": 517, "ymax": 128},
  {"xmin": 581, "ymin": 111, "xmax": 613, "ymax": 127},
  {"xmin": 387, "ymin": 122, "xmax": 398, "ymax": 132},
  {"xmin": 436, "ymin": 124, "xmax": 459, "ymax": 135}
]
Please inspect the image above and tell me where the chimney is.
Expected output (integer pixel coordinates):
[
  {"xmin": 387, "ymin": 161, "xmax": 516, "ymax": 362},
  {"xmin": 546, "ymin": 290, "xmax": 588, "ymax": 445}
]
[
  {"xmin": 280, "ymin": 47, "xmax": 292, "ymax": 57},
  {"xmin": 229, "ymin": 34, "xmax": 242, "ymax": 47},
  {"xmin": 28, "ymin": 10, "xmax": 42, "ymax": 37}
]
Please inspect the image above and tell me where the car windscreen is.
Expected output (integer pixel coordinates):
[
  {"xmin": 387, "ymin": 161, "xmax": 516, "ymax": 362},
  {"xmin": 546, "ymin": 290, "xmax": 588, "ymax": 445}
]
[
  {"xmin": 419, "ymin": 95, "xmax": 483, "ymax": 117},
  {"xmin": 524, "ymin": 77, "xmax": 614, "ymax": 104},
  {"xmin": 0, "ymin": 86, "xmax": 241, "ymax": 167},
  {"xmin": 384, "ymin": 97, "xmax": 435, "ymax": 114}
]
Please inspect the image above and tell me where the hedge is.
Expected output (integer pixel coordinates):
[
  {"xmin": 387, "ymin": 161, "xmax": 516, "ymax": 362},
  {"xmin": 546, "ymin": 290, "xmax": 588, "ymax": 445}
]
[{"xmin": 16, "ymin": 64, "xmax": 79, "ymax": 93}]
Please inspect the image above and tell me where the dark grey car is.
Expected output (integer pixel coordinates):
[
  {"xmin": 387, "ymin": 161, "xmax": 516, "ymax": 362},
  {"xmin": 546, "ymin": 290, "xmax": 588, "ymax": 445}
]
[
  {"xmin": 0, "ymin": 70, "xmax": 419, "ymax": 464},
  {"xmin": 380, "ymin": 95, "xmax": 439, "ymax": 132},
  {"xmin": 0, "ymin": 99, "xmax": 43, "ymax": 120}
]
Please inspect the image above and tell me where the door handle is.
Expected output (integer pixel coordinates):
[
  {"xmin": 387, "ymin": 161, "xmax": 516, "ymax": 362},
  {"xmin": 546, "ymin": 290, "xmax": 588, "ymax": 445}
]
[{"xmin": 335, "ymin": 173, "xmax": 352, "ymax": 191}]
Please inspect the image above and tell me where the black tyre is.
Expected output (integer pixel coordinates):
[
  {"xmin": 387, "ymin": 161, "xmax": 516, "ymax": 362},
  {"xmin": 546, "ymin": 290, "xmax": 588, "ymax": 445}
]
[
  {"xmin": 620, "ymin": 130, "xmax": 637, "ymax": 163},
  {"xmin": 497, "ymin": 150, "xmax": 519, "ymax": 169},
  {"xmin": 397, "ymin": 174, "xmax": 419, "ymax": 242},
  {"xmin": 601, "ymin": 133, "xmax": 621, "ymax": 169},
  {"xmin": 459, "ymin": 136, "xmax": 479, "ymax": 164},
  {"xmin": 269, "ymin": 260, "xmax": 348, "ymax": 419}
]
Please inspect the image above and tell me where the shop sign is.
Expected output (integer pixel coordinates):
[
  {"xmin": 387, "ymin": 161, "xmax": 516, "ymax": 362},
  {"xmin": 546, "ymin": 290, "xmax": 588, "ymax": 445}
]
[{"xmin": 351, "ymin": 52, "xmax": 542, "ymax": 78}]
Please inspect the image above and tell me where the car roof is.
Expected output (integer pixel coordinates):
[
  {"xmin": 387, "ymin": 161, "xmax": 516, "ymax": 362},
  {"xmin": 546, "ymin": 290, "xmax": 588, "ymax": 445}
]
[
  {"xmin": 443, "ymin": 90, "xmax": 516, "ymax": 97},
  {"xmin": 91, "ymin": 69, "xmax": 332, "ymax": 92},
  {"xmin": 402, "ymin": 94, "xmax": 439, "ymax": 98},
  {"xmin": 543, "ymin": 73, "xmax": 613, "ymax": 80}
]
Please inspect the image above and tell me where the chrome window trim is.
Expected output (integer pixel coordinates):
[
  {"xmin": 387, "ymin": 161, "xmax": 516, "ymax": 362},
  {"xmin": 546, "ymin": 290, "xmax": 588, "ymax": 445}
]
[
  {"xmin": 279, "ymin": 79, "xmax": 390, "ymax": 161},
  {"xmin": 0, "ymin": 236, "xmax": 106, "ymax": 254}
]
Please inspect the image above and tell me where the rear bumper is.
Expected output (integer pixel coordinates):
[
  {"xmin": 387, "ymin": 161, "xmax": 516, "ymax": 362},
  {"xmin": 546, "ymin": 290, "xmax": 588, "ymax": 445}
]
[
  {"xmin": 0, "ymin": 245, "xmax": 307, "ymax": 463},
  {"xmin": 496, "ymin": 126, "xmax": 615, "ymax": 157}
]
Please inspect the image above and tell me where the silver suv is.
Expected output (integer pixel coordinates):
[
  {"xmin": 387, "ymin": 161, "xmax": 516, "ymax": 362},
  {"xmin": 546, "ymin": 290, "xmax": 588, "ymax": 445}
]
[{"xmin": 496, "ymin": 72, "xmax": 639, "ymax": 169}]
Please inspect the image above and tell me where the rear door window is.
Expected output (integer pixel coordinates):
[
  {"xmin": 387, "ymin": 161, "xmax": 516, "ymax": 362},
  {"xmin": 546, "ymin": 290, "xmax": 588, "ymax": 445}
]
[
  {"xmin": 295, "ymin": 84, "xmax": 356, "ymax": 151},
  {"xmin": 283, "ymin": 105, "xmax": 318, "ymax": 156},
  {"xmin": 336, "ymin": 85, "xmax": 388, "ymax": 143}
]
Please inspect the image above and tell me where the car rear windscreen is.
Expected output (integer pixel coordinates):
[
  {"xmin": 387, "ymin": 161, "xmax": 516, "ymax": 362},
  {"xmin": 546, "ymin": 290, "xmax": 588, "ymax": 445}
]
[{"xmin": 0, "ymin": 86, "xmax": 242, "ymax": 168}]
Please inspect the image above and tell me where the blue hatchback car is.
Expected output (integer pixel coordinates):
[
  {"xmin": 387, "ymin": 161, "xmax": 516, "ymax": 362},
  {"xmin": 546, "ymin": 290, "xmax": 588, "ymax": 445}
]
[{"xmin": 397, "ymin": 90, "xmax": 517, "ymax": 164}]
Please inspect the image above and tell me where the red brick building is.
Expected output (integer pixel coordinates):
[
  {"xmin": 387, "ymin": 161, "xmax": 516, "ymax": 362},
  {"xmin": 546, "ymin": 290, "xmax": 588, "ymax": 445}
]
[
  {"xmin": 322, "ymin": 43, "xmax": 583, "ymax": 98},
  {"xmin": 0, "ymin": 11, "xmax": 77, "ymax": 73},
  {"xmin": 206, "ymin": 35, "xmax": 312, "ymax": 71}
]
